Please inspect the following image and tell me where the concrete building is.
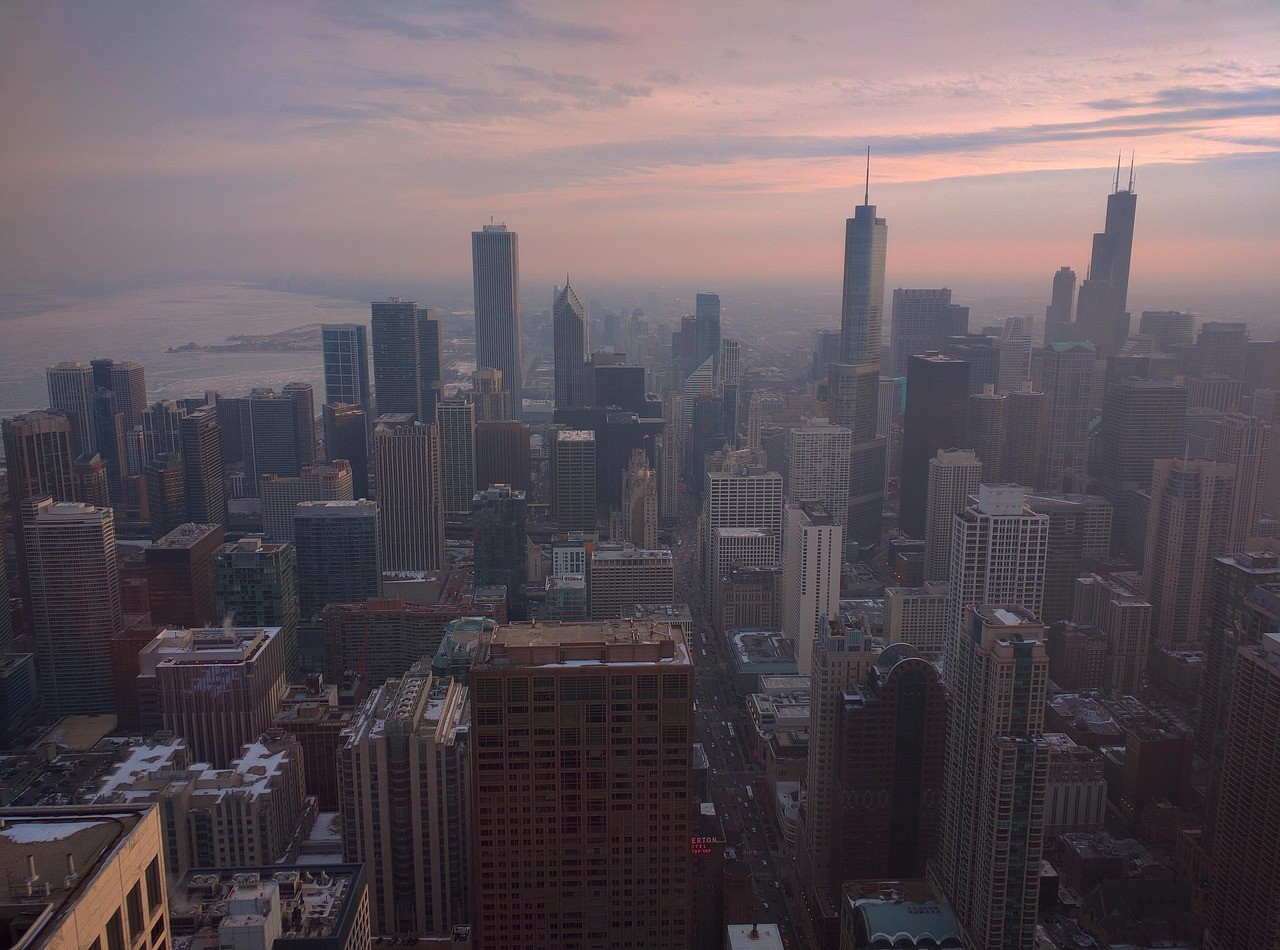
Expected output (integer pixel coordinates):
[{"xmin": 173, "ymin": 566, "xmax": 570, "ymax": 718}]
[
  {"xmin": 785, "ymin": 419, "xmax": 852, "ymax": 526},
  {"xmin": 618, "ymin": 449, "xmax": 658, "ymax": 549},
  {"xmin": 966, "ymin": 384, "xmax": 1006, "ymax": 482},
  {"xmin": 1004, "ymin": 382, "xmax": 1047, "ymax": 489},
  {"xmin": 709, "ymin": 527, "xmax": 780, "ymax": 621},
  {"xmin": 437, "ymin": 395, "xmax": 477, "ymax": 517},
  {"xmin": 715, "ymin": 566, "xmax": 783, "ymax": 637},
  {"xmin": 294, "ymin": 500, "xmax": 381, "ymax": 618},
  {"xmin": 471, "ymin": 367, "xmax": 511, "ymax": 423},
  {"xmin": 1042, "ymin": 733, "xmax": 1107, "ymax": 839},
  {"xmin": 1073, "ymin": 572, "xmax": 1153, "ymax": 695},
  {"xmin": 923, "ymin": 449, "xmax": 982, "ymax": 585},
  {"xmin": 3, "ymin": 411, "xmax": 76, "ymax": 516},
  {"xmin": 179, "ymin": 405, "xmax": 225, "ymax": 526},
  {"xmin": 587, "ymin": 546, "xmax": 674, "ymax": 620},
  {"xmin": 0, "ymin": 804, "xmax": 170, "ymax": 950},
  {"xmin": 144, "ymin": 521, "xmax": 224, "ymax": 628},
  {"xmin": 552, "ymin": 428, "xmax": 597, "ymax": 531},
  {"xmin": 889, "ymin": 288, "xmax": 970, "ymax": 379},
  {"xmin": 260, "ymin": 461, "xmax": 353, "ymax": 542},
  {"xmin": 473, "ymin": 223, "xmax": 523, "ymax": 419},
  {"xmin": 783, "ymin": 504, "xmax": 843, "ymax": 675},
  {"xmin": 469, "ymin": 620, "xmax": 693, "ymax": 948},
  {"xmin": 1023, "ymin": 492, "xmax": 1113, "ymax": 625},
  {"xmin": 474, "ymin": 420, "xmax": 531, "ymax": 495},
  {"xmin": 340, "ymin": 663, "xmax": 471, "ymax": 937},
  {"xmin": 1040, "ymin": 342, "xmax": 1097, "ymax": 492},
  {"xmin": 883, "ymin": 584, "xmax": 948, "ymax": 657},
  {"xmin": 373, "ymin": 415, "xmax": 445, "ymax": 573}
]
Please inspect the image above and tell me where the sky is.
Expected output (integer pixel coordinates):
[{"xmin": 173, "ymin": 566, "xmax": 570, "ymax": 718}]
[{"xmin": 1, "ymin": 1, "xmax": 1278, "ymax": 299}]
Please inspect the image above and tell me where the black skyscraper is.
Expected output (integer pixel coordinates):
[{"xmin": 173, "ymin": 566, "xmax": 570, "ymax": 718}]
[{"xmin": 899, "ymin": 353, "xmax": 970, "ymax": 538}]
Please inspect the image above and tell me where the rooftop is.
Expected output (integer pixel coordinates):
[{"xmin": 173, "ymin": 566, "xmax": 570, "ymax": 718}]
[
  {"xmin": 479, "ymin": 620, "xmax": 689, "ymax": 669},
  {"xmin": 152, "ymin": 523, "xmax": 222, "ymax": 549}
]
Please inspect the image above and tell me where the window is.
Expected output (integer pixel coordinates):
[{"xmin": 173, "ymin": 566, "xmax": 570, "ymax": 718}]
[
  {"xmin": 106, "ymin": 911, "xmax": 125, "ymax": 950},
  {"xmin": 145, "ymin": 858, "xmax": 162, "ymax": 911},
  {"xmin": 127, "ymin": 882, "xmax": 144, "ymax": 935}
]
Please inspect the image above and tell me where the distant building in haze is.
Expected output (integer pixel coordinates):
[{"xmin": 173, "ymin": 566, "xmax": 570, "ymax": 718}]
[
  {"xmin": 890, "ymin": 288, "xmax": 969, "ymax": 378},
  {"xmin": 899, "ymin": 353, "xmax": 969, "ymax": 538},
  {"xmin": 472, "ymin": 223, "xmax": 523, "ymax": 419},
  {"xmin": 553, "ymin": 282, "xmax": 589, "ymax": 409},
  {"xmin": 322, "ymin": 323, "xmax": 371, "ymax": 413},
  {"xmin": 373, "ymin": 414, "xmax": 444, "ymax": 573}
]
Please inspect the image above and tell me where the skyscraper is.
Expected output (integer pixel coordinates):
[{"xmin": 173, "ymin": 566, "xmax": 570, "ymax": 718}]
[
  {"xmin": 619, "ymin": 449, "xmax": 658, "ymax": 550},
  {"xmin": 1005, "ymin": 382, "xmax": 1048, "ymax": 489},
  {"xmin": 322, "ymin": 323, "xmax": 371, "ymax": 413},
  {"xmin": 370, "ymin": 298, "xmax": 421, "ymax": 417},
  {"xmin": 552, "ymin": 428, "xmax": 597, "ymax": 531},
  {"xmin": 373, "ymin": 414, "xmax": 445, "ymax": 573},
  {"xmin": 214, "ymin": 536, "xmax": 301, "ymax": 679},
  {"xmin": 144, "ymin": 454, "xmax": 186, "ymax": 540},
  {"xmin": 784, "ymin": 418, "xmax": 852, "ymax": 525},
  {"xmin": 923, "ymin": 449, "xmax": 982, "ymax": 585},
  {"xmin": 1213, "ymin": 412, "xmax": 1271, "ymax": 545},
  {"xmin": 1024, "ymin": 492, "xmax": 1113, "ymax": 626},
  {"xmin": 91, "ymin": 358, "xmax": 147, "ymax": 428},
  {"xmin": 46, "ymin": 361, "xmax": 98, "ymax": 456},
  {"xmin": 469, "ymin": 620, "xmax": 693, "ymax": 948},
  {"xmin": 934, "ymin": 605, "xmax": 1050, "ymax": 950},
  {"xmin": 966, "ymin": 384, "xmax": 1007, "ymax": 481},
  {"xmin": 260, "ymin": 460, "xmax": 354, "ymax": 542},
  {"xmin": 179, "ymin": 405, "xmax": 225, "ymax": 526},
  {"xmin": 828, "ymin": 166, "xmax": 888, "ymax": 554},
  {"xmin": 1044, "ymin": 266, "xmax": 1076, "ymax": 345},
  {"xmin": 783, "ymin": 503, "xmax": 843, "ymax": 674},
  {"xmin": 22, "ymin": 497, "xmax": 123, "ymax": 716},
  {"xmin": 322, "ymin": 402, "xmax": 370, "ymax": 499},
  {"xmin": 1138, "ymin": 310, "xmax": 1195, "ymax": 352},
  {"xmin": 553, "ymin": 282, "xmax": 588, "ymax": 409},
  {"xmin": 145, "ymin": 522, "xmax": 224, "ymax": 628},
  {"xmin": 2, "ymin": 410, "xmax": 76, "ymax": 513},
  {"xmin": 695, "ymin": 292, "xmax": 722, "ymax": 379},
  {"xmin": 1040, "ymin": 342, "xmax": 1097, "ymax": 492},
  {"xmin": 471, "ymin": 367, "xmax": 511, "ymax": 422},
  {"xmin": 1197, "ymin": 321, "xmax": 1249, "ymax": 380},
  {"xmin": 472, "ymin": 484, "xmax": 529, "ymax": 620},
  {"xmin": 294, "ymin": 499, "xmax": 382, "ymax": 618},
  {"xmin": 899, "ymin": 353, "xmax": 970, "ymax": 539},
  {"xmin": 472, "ymin": 223, "xmax": 523, "ymax": 419},
  {"xmin": 475, "ymin": 420, "xmax": 531, "ymax": 494},
  {"xmin": 889, "ymin": 288, "xmax": 970, "ymax": 378},
  {"xmin": 437, "ymin": 395, "xmax": 476, "ymax": 517},
  {"xmin": 1073, "ymin": 165, "xmax": 1137, "ymax": 357}
]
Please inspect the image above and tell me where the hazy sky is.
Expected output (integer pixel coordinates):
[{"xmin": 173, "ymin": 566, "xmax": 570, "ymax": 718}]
[{"xmin": 2, "ymin": 1, "xmax": 1278, "ymax": 295}]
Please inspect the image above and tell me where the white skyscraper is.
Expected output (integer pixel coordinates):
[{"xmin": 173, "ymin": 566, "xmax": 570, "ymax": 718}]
[
  {"xmin": 46, "ymin": 361, "xmax": 98, "ymax": 456},
  {"xmin": 786, "ymin": 419, "xmax": 853, "ymax": 527},
  {"xmin": 783, "ymin": 504, "xmax": 843, "ymax": 674},
  {"xmin": 924, "ymin": 449, "xmax": 983, "ymax": 585}
]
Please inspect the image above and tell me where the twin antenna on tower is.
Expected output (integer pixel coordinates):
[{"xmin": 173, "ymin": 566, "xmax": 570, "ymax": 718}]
[{"xmin": 1115, "ymin": 151, "xmax": 1136, "ymax": 193}]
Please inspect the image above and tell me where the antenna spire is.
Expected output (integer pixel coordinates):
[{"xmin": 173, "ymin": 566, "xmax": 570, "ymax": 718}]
[
  {"xmin": 864, "ymin": 146, "xmax": 871, "ymax": 205},
  {"xmin": 1114, "ymin": 153, "xmax": 1121, "ymax": 193},
  {"xmin": 1128, "ymin": 151, "xmax": 1135, "ymax": 192}
]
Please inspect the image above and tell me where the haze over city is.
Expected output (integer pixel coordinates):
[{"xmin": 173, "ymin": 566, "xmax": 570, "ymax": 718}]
[{"xmin": 2, "ymin": 0, "xmax": 1278, "ymax": 301}]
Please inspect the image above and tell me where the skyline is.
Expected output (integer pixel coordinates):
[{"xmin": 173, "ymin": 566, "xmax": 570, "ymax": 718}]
[{"xmin": 1, "ymin": 2, "xmax": 1278, "ymax": 298}]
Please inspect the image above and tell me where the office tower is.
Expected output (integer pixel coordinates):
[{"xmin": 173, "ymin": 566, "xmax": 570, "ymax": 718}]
[
  {"xmin": 142, "ymin": 454, "xmax": 184, "ymax": 539},
  {"xmin": 472, "ymin": 223, "xmax": 523, "ymax": 419},
  {"xmin": 553, "ymin": 282, "xmax": 589, "ymax": 409},
  {"xmin": 1197, "ymin": 321, "xmax": 1249, "ymax": 380},
  {"xmin": 890, "ymin": 288, "xmax": 970, "ymax": 378},
  {"xmin": 552, "ymin": 428, "xmax": 597, "ymax": 531},
  {"xmin": 785, "ymin": 418, "xmax": 852, "ymax": 526},
  {"xmin": 322, "ymin": 323, "xmax": 372, "ymax": 412},
  {"xmin": 145, "ymin": 522, "xmax": 224, "ymax": 628},
  {"xmin": 1203, "ymin": 631, "xmax": 1280, "ymax": 950},
  {"xmin": 1090, "ymin": 377, "xmax": 1187, "ymax": 547},
  {"xmin": 472, "ymin": 485, "xmax": 528, "ymax": 620},
  {"xmin": 1139, "ymin": 311, "xmax": 1195, "ymax": 352},
  {"xmin": 1005, "ymin": 382, "xmax": 1048, "ymax": 489},
  {"xmin": 883, "ymin": 585, "xmax": 948, "ymax": 656},
  {"xmin": 91, "ymin": 358, "xmax": 148, "ymax": 427},
  {"xmin": 587, "ymin": 546, "xmax": 675, "ymax": 620},
  {"xmin": 998, "ymin": 316, "xmax": 1034, "ymax": 393},
  {"xmin": 811, "ymin": 328, "xmax": 842, "ymax": 381},
  {"xmin": 1070, "ymin": 571, "xmax": 1152, "ymax": 692},
  {"xmin": 261, "ymin": 460, "xmax": 354, "ymax": 542},
  {"xmin": 0, "ymin": 519, "xmax": 11, "ymax": 655},
  {"xmin": 417, "ymin": 309, "xmax": 444, "ymax": 424},
  {"xmin": 1187, "ymin": 373, "xmax": 1242, "ymax": 412},
  {"xmin": 370, "ymin": 298, "xmax": 421, "ymax": 416},
  {"xmin": 945, "ymin": 485, "xmax": 1049, "ymax": 677},
  {"xmin": 935, "ymin": 605, "xmax": 1050, "ymax": 950},
  {"xmin": 703, "ymin": 465, "xmax": 784, "ymax": 581},
  {"xmin": 474, "ymin": 420, "xmax": 532, "ymax": 494},
  {"xmin": 140, "ymin": 625, "xmax": 286, "ymax": 767},
  {"xmin": 796, "ymin": 619, "xmax": 883, "ymax": 936},
  {"xmin": 619, "ymin": 449, "xmax": 659, "ymax": 549},
  {"xmin": 71, "ymin": 454, "xmax": 109, "ymax": 507},
  {"xmin": 283, "ymin": 380, "xmax": 317, "ymax": 466},
  {"xmin": 469, "ymin": 620, "xmax": 693, "ymax": 948},
  {"xmin": 783, "ymin": 504, "xmax": 842, "ymax": 674},
  {"xmin": 966, "ymin": 384, "xmax": 1006, "ymax": 481},
  {"xmin": 179, "ymin": 406, "xmax": 225, "ymax": 525},
  {"xmin": 830, "ymin": 645, "xmax": 947, "ymax": 883},
  {"xmin": 21, "ymin": 498, "xmax": 122, "ymax": 716},
  {"xmin": 828, "ymin": 175, "xmax": 888, "ymax": 554},
  {"xmin": 1024, "ymin": 493, "xmax": 1113, "ymax": 625},
  {"xmin": 747, "ymin": 390, "xmax": 785, "ymax": 450},
  {"xmin": 944, "ymin": 334, "xmax": 1000, "ymax": 394},
  {"xmin": 1040, "ymin": 342, "xmax": 1096, "ymax": 492},
  {"xmin": 1073, "ymin": 167, "xmax": 1137, "ymax": 357},
  {"xmin": 88, "ymin": 389, "xmax": 128, "ymax": 504},
  {"xmin": 471, "ymin": 367, "xmax": 511, "ymax": 422},
  {"xmin": 321, "ymin": 597, "xmax": 491, "ymax": 685},
  {"xmin": 695, "ymin": 291, "xmax": 722, "ymax": 378},
  {"xmin": 720, "ymin": 337, "xmax": 742, "ymax": 386},
  {"xmin": 46, "ymin": 360, "xmax": 98, "ymax": 455},
  {"xmin": 373, "ymin": 414, "xmax": 444, "ymax": 573},
  {"xmin": 923, "ymin": 449, "xmax": 982, "ymax": 585},
  {"xmin": 591, "ymin": 360, "xmax": 648, "ymax": 414},
  {"xmin": 140, "ymin": 399, "xmax": 185, "ymax": 463},
  {"xmin": 322, "ymin": 402, "xmax": 370, "ymax": 499},
  {"xmin": 2, "ymin": 411, "xmax": 76, "ymax": 513},
  {"xmin": 340, "ymin": 663, "xmax": 470, "ymax": 936},
  {"xmin": 900, "ymin": 353, "xmax": 970, "ymax": 538},
  {"xmin": 437, "ymin": 396, "xmax": 476, "ymax": 517},
  {"xmin": 0, "ymin": 806, "xmax": 170, "ymax": 950},
  {"xmin": 1044, "ymin": 266, "xmax": 1076, "ymax": 345},
  {"xmin": 214, "ymin": 537, "xmax": 301, "ymax": 679},
  {"xmin": 236, "ymin": 387, "xmax": 314, "ymax": 487},
  {"xmin": 1214, "ymin": 412, "xmax": 1271, "ymax": 544},
  {"xmin": 1143, "ymin": 458, "xmax": 1235, "ymax": 649},
  {"xmin": 294, "ymin": 499, "xmax": 381, "ymax": 617}
]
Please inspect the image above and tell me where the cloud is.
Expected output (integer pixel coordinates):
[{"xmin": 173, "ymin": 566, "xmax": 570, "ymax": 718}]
[{"xmin": 320, "ymin": 3, "xmax": 627, "ymax": 46}]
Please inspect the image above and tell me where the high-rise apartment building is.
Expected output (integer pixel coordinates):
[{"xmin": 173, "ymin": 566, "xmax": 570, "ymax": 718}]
[
  {"xmin": 214, "ymin": 537, "xmax": 301, "ymax": 679},
  {"xmin": 21, "ymin": 498, "xmax": 123, "ymax": 716},
  {"xmin": 144, "ymin": 522, "xmax": 224, "ymax": 628},
  {"xmin": 944, "ymin": 334, "xmax": 1000, "ymax": 394},
  {"xmin": 1203, "ymin": 631, "xmax": 1280, "ymax": 950},
  {"xmin": 783, "ymin": 504, "xmax": 843, "ymax": 674},
  {"xmin": 2, "ymin": 410, "xmax": 76, "ymax": 514},
  {"xmin": 322, "ymin": 323, "xmax": 372, "ymax": 412},
  {"xmin": 1023, "ymin": 493, "xmax": 1113, "ymax": 626},
  {"xmin": 437, "ymin": 395, "xmax": 477, "ymax": 517},
  {"xmin": 322, "ymin": 402, "xmax": 370, "ymax": 499},
  {"xmin": 923, "ymin": 449, "xmax": 982, "ymax": 585},
  {"xmin": 828, "ymin": 178, "xmax": 888, "ymax": 554},
  {"xmin": 934, "ymin": 605, "xmax": 1050, "ymax": 950},
  {"xmin": 945, "ymin": 485, "xmax": 1049, "ymax": 681},
  {"xmin": 144, "ymin": 454, "xmax": 186, "ymax": 540},
  {"xmin": 966, "ymin": 384, "xmax": 1006, "ymax": 481},
  {"xmin": 469, "ymin": 620, "xmax": 694, "ymax": 948},
  {"xmin": 139, "ymin": 625, "xmax": 286, "ymax": 768},
  {"xmin": 472, "ymin": 485, "xmax": 529, "ymax": 620},
  {"xmin": 179, "ymin": 406, "xmax": 225, "ymax": 525},
  {"xmin": 553, "ymin": 282, "xmax": 589, "ymax": 409},
  {"xmin": 260, "ymin": 460, "xmax": 354, "ymax": 542},
  {"xmin": 889, "ymin": 288, "xmax": 970, "ymax": 378},
  {"xmin": 1041, "ymin": 342, "xmax": 1097, "ymax": 492},
  {"xmin": 373, "ymin": 414, "xmax": 445, "ymax": 573},
  {"xmin": 883, "ymin": 584, "xmax": 948, "ymax": 656},
  {"xmin": 46, "ymin": 360, "xmax": 98, "ymax": 455},
  {"xmin": 1005, "ymin": 383, "xmax": 1048, "ymax": 489},
  {"xmin": 785, "ymin": 419, "xmax": 852, "ymax": 526},
  {"xmin": 1143, "ymin": 458, "xmax": 1235, "ymax": 649},
  {"xmin": 340, "ymin": 663, "xmax": 471, "ymax": 937},
  {"xmin": 1072, "ymin": 572, "xmax": 1152, "ymax": 696},
  {"xmin": 1044, "ymin": 266, "xmax": 1076, "ymax": 345},
  {"xmin": 1213, "ymin": 412, "xmax": 1271, "ymax": 545},
  {"xmin": 552, "ymin": 428, "xmax": 597, "ymax": 531},
  {"xmin": 294, "ymin": 500, "xmax": 381, "ymax": 618},
  {"xmin": 475, "ymin": 420, "xmax": 532, "ymax": 495},
  {"xmin": 472, "ymin": 223, "xmax": 523, "ymax": 419},
  {"xmin": 998, "ymin": 316, "xmax": 1034, "ymax": 393},
  {"xmin": 900, "ymin": 353, "xmax": 970, "ymax": 538}
]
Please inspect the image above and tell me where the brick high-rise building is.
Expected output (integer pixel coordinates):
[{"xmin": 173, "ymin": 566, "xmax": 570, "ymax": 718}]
[
  {"xmin": 144, "ymin": 522, "xmax": 224, "ymax": 628},
  {"xmin": 469, "ymin": 620, "xmax": 694, "ymax": 948}
]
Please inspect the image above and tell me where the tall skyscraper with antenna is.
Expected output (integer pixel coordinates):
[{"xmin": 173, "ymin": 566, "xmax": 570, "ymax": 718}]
[
  {"xmin": 828, "ymin": 148, "xmax": 888, "ymax": 556},
  {"xmin": 472, "ymin": 223, "xmax": 523, "ymax": 420},
  {"xmin": 1073, "ymin": 156, "xmax": 1137, "ymax": 356}
]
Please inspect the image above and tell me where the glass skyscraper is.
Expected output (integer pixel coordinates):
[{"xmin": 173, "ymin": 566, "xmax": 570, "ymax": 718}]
[{"xmin": 472, "ymin": 224, "xmax": 522, "ymax": 419}]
